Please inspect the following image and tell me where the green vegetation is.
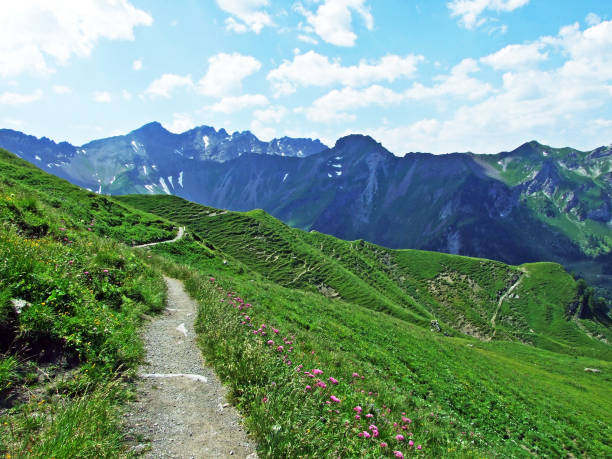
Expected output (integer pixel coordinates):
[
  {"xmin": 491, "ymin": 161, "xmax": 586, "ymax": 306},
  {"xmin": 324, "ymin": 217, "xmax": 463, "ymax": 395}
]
[
  {"xmin": 122, "ymin": 193, "xmax": 612, "ymax": 458},
  {"xmin": 0, "ymin": 149, "xmax": 169, "ymax": 457},
  {"xmin": 1, "ymin": 146, "xmax": 610, "ymax": 458}
]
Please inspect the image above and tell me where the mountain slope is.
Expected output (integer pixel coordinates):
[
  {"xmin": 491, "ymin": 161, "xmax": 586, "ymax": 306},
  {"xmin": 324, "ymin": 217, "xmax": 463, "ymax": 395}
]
[
  {"xmin": 120, "ymin": 192, "xmax": 612, "ymax": 458},
  {"xmin": 2, "ymin": 127, "xmax": 610, "ymax": 301},
  {"xmin": 0, "ymin": 123, "xmax": 327, "ymax": 194},
  {"xmin": 118, "ymin": 193, "xmax": 612, "ymax": 358},
  {"xmin": 0, "ymin": 148, "xmax": 610, "ymax": 457}
]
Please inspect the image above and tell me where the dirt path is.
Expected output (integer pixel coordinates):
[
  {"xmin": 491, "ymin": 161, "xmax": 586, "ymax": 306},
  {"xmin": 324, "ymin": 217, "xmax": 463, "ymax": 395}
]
[
  {"xmin": 133, "ymin": 226, "xmax": 185, "ymax": 248},
  {"xmin": 490, "ymin": 273, "xmax": 524, "ymax": 339},
  {"xmin": 124, "ymin": 277, "xmax": 257, "ymax": 458}
]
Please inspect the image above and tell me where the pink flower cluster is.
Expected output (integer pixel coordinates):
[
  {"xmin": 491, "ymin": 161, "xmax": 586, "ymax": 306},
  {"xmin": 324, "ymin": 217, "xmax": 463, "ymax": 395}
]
[{"xmin": 210, "ymin": 278, "xmax": 425, "ymax": 455}]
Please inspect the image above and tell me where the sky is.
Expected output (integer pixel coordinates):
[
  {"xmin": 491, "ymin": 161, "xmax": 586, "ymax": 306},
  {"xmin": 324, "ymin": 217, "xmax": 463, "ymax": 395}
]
[{"xmin": 1, "ymin": 0, "xmax": 611, "ymax": 155}]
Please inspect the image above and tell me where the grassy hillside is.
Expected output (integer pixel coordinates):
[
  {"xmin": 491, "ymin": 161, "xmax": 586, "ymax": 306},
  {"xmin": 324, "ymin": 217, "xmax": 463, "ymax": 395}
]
[
  {"xmin": 0, "ymin": 149, "xmax": 172, "ymax": 457},
  {"xmin": 120, "ymin": 193, "xmax": 612, "ymax": 457}
]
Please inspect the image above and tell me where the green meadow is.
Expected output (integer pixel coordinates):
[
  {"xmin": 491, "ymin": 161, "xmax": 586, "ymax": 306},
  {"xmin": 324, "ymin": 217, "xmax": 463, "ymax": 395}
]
[{"xmin": 0, "ymin": 148, "xmax": 610, "ymax": 458}]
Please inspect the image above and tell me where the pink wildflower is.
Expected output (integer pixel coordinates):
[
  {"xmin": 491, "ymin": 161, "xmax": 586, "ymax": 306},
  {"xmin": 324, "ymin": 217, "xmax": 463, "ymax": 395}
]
[
  {"xmin": 352, "ymin": 372, "xmax": 360, "ymax": 378},
  {"xmin": 380, "ymin": 442, "xmax": 388, "ymax": 448},
  {"xmin": 330, "ymin": 395, "xmax": 341, "ymax": 403},
  {"xmin": 396, "ymin": 434, "xmax": 405, "ymax": 442},
  {"xmin": 312, "ymin": 369, "xmax": 323, "ymax": 375},
  {"xmin": 366, "ymin": 413, "xmax": 374, "ymax": 418},
  {"xmin": 209, "ymin": 277, "xmax": 215, "ymax": 282},
  {"xmin": 305, "ymin": 385, "xmax": 312, "ymax": 391},
  {"xmin": 408, "ymin": 440, "xmax": 414, "ymax": 447},
  {"xmin": 369, "ymin": 424, "xmax": 377, "ymax": 431},
  {"xmin": 359, "ymin": 431, "xmax": 371, "ymax": 439},
  {"xmin": 394, "ymin": 452, "xmax": 404, "ymax": 459},
  {"xmin": 316, "ymin": 381, "xmax": 327, "ymax": 389},
  {"xmin": 355, "ymin": 415, "xmax": 360, "ymax": 420},
  {"xmin": 272, "ymin": 328, "xmax": 279, "ymax": 334},
  {"xmin": 329, "ymin": 377, "xmax": 338, "ymax": 384},
  {"xmin": 267, "ymin": 340, "xmax": 274, "ymax": 345},
  {"xmin": 417, "ymin": 445, "xmax": 422, "ymax": 450},
  {"xmin": 262, "ymin": 397, "xmax": 268, "ymax": 403},
  {"xmin": 276, "ymin": 345, "xmax": 284, "ymax": 352},
  {"xmin": 103, "ymin": 269, "xmax": 109, "ymax": 273},
  {"xmin": 354, "ymin": 406, "xmax": 362, "ymax": 413}
]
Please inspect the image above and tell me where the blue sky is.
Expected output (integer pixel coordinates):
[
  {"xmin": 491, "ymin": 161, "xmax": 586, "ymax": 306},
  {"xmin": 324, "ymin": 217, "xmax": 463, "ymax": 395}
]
[{"xmin": 1, "ymin": 0, "xmax": 611, "ymax": 154}]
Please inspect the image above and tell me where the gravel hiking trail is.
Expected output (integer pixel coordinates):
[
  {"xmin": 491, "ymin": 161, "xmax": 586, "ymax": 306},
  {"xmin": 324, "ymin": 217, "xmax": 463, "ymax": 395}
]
[
  {"xmin": 124, "ymin": 276, "xmax": 257, "ymax": 458},
  {"xmin": 133, "ymin": 226, "xmax": 186, "ymax": 248}
]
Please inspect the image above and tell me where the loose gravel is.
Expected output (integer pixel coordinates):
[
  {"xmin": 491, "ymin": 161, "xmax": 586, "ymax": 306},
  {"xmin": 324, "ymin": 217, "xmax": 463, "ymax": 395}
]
[{"xmin": 124, "ymin": 277, "xmax": 257, "ymax": 458}]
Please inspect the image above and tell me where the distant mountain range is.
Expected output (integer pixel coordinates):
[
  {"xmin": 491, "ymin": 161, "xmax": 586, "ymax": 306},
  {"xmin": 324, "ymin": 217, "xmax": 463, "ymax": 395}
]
[{"xmin": 1, "ymin": 123, "xmax": 610, "ymax": 298}]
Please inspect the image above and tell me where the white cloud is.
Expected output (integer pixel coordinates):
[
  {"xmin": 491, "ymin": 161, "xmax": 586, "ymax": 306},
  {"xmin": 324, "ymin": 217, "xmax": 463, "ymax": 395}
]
[
  {"xmin": 298, "ymin": 59, "xmax": 491, "ymax": 123},
  {"xmin": 481, "ymin": 42, "xmax": 548, "ymax": 69},
  {"xmin": 300, "ymin": 85, "xmax": 403, "ymax": 122},
  {"xmin": 216, "ymin": 0, "xmax": 273, "ymax": 33},
  {"xmin": 132, "ymin": 58, "xmax": 143, "ymax": 70},
  {"xmin": 197, "ymin": 53, "xmax": 261, "ymax": 97},
  {"xmin": 0, "ymin": 89, "xmax": 43, "ymax": 105},
  {"xmin": 268, "ymin": 51, "xmax": 423, "ymax": 96},
  {"xmin": 448, "ymin": 0, "xmax": 529, "ymax": 29},
  {"xmin": 0, "ymin": 0, "xmax": 152, "ymax": 78},
  {"xmin": 144, "ymin": 74, "xmax": 193, "ymax": 98},
  {"xmin": 585, "ymin": 13, "xmax": 601, "ymax": 27},
  {"xmin": 254, "ymin": 105, "xmax": 288, "ymax": 123},
  {"xmin": 93, "ymin": 91, "xmax": 112, "ymax": 103},
  {"xmin": 404, "ymin": 58, "xmax": 492, "ymax": 100},
  {"xmin": 164, "ymin": 113, "xmax": 195, "ymax": 133},
  {"xmin": 250, "ymin": 119, "xmax": 276, "ymax": 141},
  {"xmin": 297, "ymin": 34, "xmax": 319, "ymax": 45},
  {"xmin": 121, "ymin": 89, "xmax": 132, "ymax": 100},
  {"xmin": 295, "ymin": 0, "xmax": 373, "ymax": 47},
  {"xmin": 206, "ymin": 94, "xmax": 269, "ymax": 113},
  {"xmin": 358, "ymin": 19, "xmax": 612, "ymax": 154},
  {"xmin": 53, "ymin": 85, "xmax": 71, "ymax": 95}
]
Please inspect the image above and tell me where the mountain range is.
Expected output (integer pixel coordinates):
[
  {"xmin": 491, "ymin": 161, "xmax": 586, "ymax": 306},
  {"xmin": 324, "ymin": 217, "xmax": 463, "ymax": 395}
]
[{"xmin": 1, "ymin": 123, "xmax": 610, "ymax": 299}]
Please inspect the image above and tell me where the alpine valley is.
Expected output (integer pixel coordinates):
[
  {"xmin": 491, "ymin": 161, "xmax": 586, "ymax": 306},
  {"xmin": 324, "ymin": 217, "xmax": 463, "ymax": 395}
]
[{"xmin": 2, "ymin": 123, "xmax": 610, "ymax": 300}]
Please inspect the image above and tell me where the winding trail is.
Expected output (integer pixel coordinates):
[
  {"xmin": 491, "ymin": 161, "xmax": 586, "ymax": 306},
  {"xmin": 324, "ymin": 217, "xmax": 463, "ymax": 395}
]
[
  {"xmin": 125, "ymin": 233, "xmax": 257, "ymax": 457},
  {"xmin": 490, "ymin": 272, "xmax": 524, "ymax": 339},
  {"xmin": 133, "ymin": 226, "xmax": 185, "ymax": 248}
]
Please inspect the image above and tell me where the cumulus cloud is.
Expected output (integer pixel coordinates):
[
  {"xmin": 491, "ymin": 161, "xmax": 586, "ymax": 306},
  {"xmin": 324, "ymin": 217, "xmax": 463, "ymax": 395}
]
[
  {"xmin": 254, "ymin": 105, "xmax": 288, "ymax": 123},
  {"xmin": 404, "ymin": 58, "xmax": 492, "ymax": 100},
  {"xmin": 366, "ymin": 19, "xmax": 612, "ymax": 154},
  {"xmin": 205, "ymin": 94, "xmax": 269, "ymax": 113},
  {"xmin": 197, "ymin": 53, "xmax": 262, "ymax": 97},
  {"xmin": 298, "ymin": 59, "xmax": 491, "ymax": 123},
  {"xmin": 585, "ymin": 13, "xmax": 601, "ymax": 27},
  {"xmin": 448, "ymin": 0, "xmax": 529, "ymax": 29},
  {"xmin": 0, "ymin": 0, "xmax": 152, "ymax": 78},
  {"xmin": 164, "ymin": 113, "xmax": 195, "ymax": 133},
  {"xmin": 295, "ymin": 0, "xmax": 373, "ymax": 47},
  {"xmin": 0, "ymin": 89, "xmax": 43, "ymax": 105},
  {"xmin": 53, "ymin": 85, "xmax": 71, "ymax": 95},
  {"xmin": 144, "ymin": 74, "xmax": 194, "ymax": 98},
  {"xmin": 268, "ymin": 51, "xmax": 423, "ymax": 96},
  {"xmin": 132, "ymin": 58, "xmax": 143, "ymax": 71},
  {"xmin": 299, "ymin": 85, "xmax": 402, "ymax": 122},
  {"xmin": 480, "ymin": 42, "xmax": 548, "ymax": 69},
  {"xmin": 93, "ymin": 91, "xmax": 112, "ymax": 103},
  {"xmin": 216, "ymin": 0, "xmax": 273, "ymax": 33}
]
